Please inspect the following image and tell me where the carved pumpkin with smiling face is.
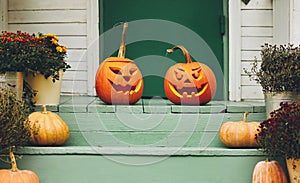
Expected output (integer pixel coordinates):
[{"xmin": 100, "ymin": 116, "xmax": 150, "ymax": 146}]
[
  {"xmin": 164, "ymin": 46, "xmax": 216, "ymax": 105},
  {"xmin": 95, "ymin": 57, "xmax": 143, "ymax": 104},
  {"xmin": 95, "ymin": 23, "xmax": 144, "ymax": 104}
]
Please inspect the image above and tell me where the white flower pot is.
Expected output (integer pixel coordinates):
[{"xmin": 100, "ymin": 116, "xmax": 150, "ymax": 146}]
[
  {"xmin": 264, "ymin": 92, "xmax": 300, "ymax": 118},
  {"xmin": 24, "ymin": 70, "xmax": 63, "ymax": 105}
]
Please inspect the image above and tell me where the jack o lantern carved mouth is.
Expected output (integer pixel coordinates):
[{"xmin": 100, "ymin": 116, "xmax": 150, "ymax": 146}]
[
  {"xmin": 109, "ymin": 80, "xmax": 143, "ymax": 95},
  {"xmin": 168, "ymin": 82, "xmax": 208, "ymax": 98}
]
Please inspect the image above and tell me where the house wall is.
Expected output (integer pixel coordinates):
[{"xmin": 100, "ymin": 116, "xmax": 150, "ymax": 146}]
[
  {"xmin": 6, "ymin": 0, "xmax": 89, "ymax": 95},
  {"xmin": 239, "ymin": 0, "xmax": 273, "ymax": 101},
  {"xmin": 239, "ymin": 0, "xmax": 300, "ymax": 101},
  {"xmin": 2, "ymin": 0, "xmax": 298, "ymax": 100}
]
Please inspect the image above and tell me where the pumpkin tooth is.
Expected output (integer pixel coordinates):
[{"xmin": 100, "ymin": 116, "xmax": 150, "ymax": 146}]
[
  {"xmin": 109, "ymin": 79, "xmax": 139, "ymax": 94},
  {"xmin": 195, "ymin": 83, "xmax": 208, "ymax": 97},
  {"xmin": 176, "ymin": 85, "xmax": 208, "ymax": 96}
]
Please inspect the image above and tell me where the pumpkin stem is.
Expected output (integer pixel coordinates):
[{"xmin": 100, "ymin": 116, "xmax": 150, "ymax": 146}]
[
  {"xmin": 117, "ymin": 22, "xmax": 128, "ymax": 58},
  {"xmin": 9, "ymin": 146, "xmax": 18, "ymax": 172},
  {"xmin": 265, "ymin": 158, "xmax": 270, "ymax": 162},
  {"xmin": 166, "ymin": 45, "xmax": 193, "ymax": 64},
  {"xmin": 42, "ymin": 105, "xmax": 48, "ymax": 114},
  {"xmin": 243, "ymin": 112, "xmax": 249, "ymax": 122}
]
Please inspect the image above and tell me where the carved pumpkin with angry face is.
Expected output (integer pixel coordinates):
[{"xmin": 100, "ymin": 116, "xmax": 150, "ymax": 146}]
[
  {"xmin": 164, "ymin": 46, "xmax": 216, "ymax": 105},
  {"xmin": 95, "ymin": 23, "xmax": 144, "ymax": 104}
]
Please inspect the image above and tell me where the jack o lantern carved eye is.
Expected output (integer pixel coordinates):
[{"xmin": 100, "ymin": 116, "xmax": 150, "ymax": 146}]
[
  {"xmin": 175, "ymin": 68, "xmax": 184, "ymax": 80},
  {"xmin": 130, "ymin": 68, "xmax": 138, "ymax": 76},
  {"xmin": 192, "ymin": 67, "xmax": 201, "ymax": 80},
  {"xmin": 110, "ymin": 67, "xmax": 122, "ymax": 75}
]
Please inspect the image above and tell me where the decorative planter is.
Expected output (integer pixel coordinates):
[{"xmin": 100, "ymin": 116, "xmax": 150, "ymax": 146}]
[
  {"xmin": 286, "ymin": 158, "xmax": 300, "ymax": 183},
  {"xmin": 24, "ymin": 70, "xmax": 63, "ymax": 105},
  {"xmin": 0, "ymin": 72, "xmax": 23, "ymax": 99},
  {"xmin": 264, "ymin": 92, "xmax": 300, "ymax": 118}
]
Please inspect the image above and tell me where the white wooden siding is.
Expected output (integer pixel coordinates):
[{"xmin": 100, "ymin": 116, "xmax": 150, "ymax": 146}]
[
  {"xmin": 240, "ymin": 0, "xmax": 273, "ymax": 101},
  {"xmin": 7, "ymin": 0, "xmax": 89, "ymax": 95}
]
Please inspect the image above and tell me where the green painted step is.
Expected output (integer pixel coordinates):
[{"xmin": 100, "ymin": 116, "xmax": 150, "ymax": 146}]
[
  {"xmin": 0, "ymin": 153, "xmax": 274, "ymax": 183},
  {"xmin": 0, "ymin": 147, "xmax": 287, "ymax": 183},
  {"xmin": 61, "ymin": 112, "xmax": 266, "ymax": 147}
]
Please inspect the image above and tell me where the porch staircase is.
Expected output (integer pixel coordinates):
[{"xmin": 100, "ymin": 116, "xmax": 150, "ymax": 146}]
[{"xmin": 0, "ymin": 96, "xmax": 288, "ymax": 183}]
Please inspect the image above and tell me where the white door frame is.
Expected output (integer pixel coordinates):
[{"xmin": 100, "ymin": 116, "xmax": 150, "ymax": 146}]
[
  {"xmin": 228, "ymin": 0, "xmax": 242, "ymax": 101},
  {"xmin": 87, "ymin": 0, "xmax": 99, "ymax": 96}
]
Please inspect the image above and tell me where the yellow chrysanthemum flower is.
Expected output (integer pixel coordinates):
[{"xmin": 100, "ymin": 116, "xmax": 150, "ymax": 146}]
[
  {"xmin": 51, "ymin": 38, "xmax": 59, "ymax": 46},
  {"xmin": 46, "ymin": 33, "xmax": 55, "ymax": 38},
  {"xmin": 36, "ymin": 35, "xmax": 45, "ymax": 39},
  {"xmin": 56, "ymin": 46, "xmax": 63, "ymax": 52},
  {"xmin": 53, "ymin": 35, "xmax": 59, "ymax": 41},
  {"xmin": 61, "ymin": 46, "xmax": 67, "ymax": 53}
]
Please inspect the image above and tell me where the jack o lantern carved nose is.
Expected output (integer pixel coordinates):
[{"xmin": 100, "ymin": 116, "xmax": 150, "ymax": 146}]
[
  {"xmin": 184, "ymin": 79, "xmax": 191, "ymax": 83},
  {"xmin": 123, "ymin": 76, "xmax": 130, "ymax": 82}
]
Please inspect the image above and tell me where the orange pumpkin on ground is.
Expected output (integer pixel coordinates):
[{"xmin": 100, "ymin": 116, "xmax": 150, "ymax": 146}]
[
  {"xmin": 252, "ymin": 158, "xmax": 287, "ymax": 183},
  {"xmin": 219, "ymin": 112, "xmax": 260, "ymax": 147},
  {"xmin": 164, "ymin": 45, "xmax": 216, "ymax": 105},
  {"xmin": 0, "ymin": 147, "xmax": 40, "ymax": 183},
  {"xmin": 29, "ymin": 105, "xmax": 70, "ymax": 145},
  {"xmin": 95, "ymin": 23, "xmax": 144, "ymax": 104}
]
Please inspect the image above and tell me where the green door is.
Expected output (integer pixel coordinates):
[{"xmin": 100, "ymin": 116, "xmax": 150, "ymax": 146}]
[{"xmin": 99, "ymin": 0, "xmax": 225, "ymax": 100}]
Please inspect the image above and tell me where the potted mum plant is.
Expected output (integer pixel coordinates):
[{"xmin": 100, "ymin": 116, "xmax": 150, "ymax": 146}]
[
  {"xmin": 23, "ymin": 32, "xmax": 71, "ymax": 105},
  {"xmin": 244, "ymin": 43, "xmax": 300, "ymax": 117},
  {"xmin": 0, "ymin": 87, "xmax": 40, "ymax": 182},
  {"xmin": 0, "ymin": 30, "xmax": 71, "ymax": 105},
  {"xmin": 0, "ymin": 31, "xmax": 34, "ymax": 98},
  {"xmin": 256, "ymin": 101, "xmax": 300, "ymax": 183}
]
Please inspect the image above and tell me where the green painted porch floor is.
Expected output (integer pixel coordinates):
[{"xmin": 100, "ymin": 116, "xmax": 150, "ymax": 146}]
[{"xmin": 23, "ymin": 96, "xmax": 268, "ymax": 155}]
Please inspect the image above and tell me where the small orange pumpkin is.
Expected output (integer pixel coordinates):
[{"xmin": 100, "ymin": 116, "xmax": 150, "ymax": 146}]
[
  {"xmin": 95, "ymin": 23, "xmax": 144, "ymax": 104},
  {"xmin": 219, "ymin": 112, "xmax": 260, "ymax": 147},
  {"xmin": 0, "ymin": 147, "xmax": 40, "ymax": 183},
  {"xmin": 29, "ymin": 105, "xmax": 70, "ymax": 145},
  {"xmin": 164, "ymin": 45, "xmax": 216, "ymax": 105},
  {"xmin": 252, "ymin": 158, "xmax": 287, "ymax": 183}
]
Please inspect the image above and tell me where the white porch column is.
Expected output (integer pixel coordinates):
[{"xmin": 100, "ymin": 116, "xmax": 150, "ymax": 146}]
[{"xmin": 273, "ymin": 0, "xmax": 291, "ymax": 44}]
